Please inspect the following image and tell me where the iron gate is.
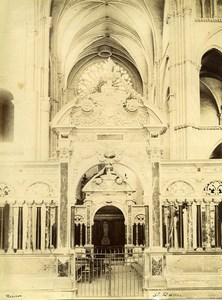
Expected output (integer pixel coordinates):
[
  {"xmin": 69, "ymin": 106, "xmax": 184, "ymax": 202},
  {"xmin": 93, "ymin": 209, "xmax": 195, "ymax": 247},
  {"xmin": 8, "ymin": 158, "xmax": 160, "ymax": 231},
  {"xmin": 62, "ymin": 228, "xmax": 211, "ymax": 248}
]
[{"xmin": 75, "ymin": 248, "xmax": 144, "ymax": 297}]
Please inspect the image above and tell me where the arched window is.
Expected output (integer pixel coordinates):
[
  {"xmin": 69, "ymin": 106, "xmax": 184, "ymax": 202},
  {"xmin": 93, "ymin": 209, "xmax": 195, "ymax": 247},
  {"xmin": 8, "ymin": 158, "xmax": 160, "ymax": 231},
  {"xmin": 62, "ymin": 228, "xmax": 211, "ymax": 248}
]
[
  {"xmin": 200, "ymin": 49, "xmax": 222, "ymax": 125},
  {"xmin": 210, "ymin": 143, "xmax": 222, "ymax": 159},
  {"xmin": 204, "ymin": 0, "xmax": 212, "ymax": 18},
  {"xmin": 0, "ymin": 90, "xmax": 14, "ymax": 142}
]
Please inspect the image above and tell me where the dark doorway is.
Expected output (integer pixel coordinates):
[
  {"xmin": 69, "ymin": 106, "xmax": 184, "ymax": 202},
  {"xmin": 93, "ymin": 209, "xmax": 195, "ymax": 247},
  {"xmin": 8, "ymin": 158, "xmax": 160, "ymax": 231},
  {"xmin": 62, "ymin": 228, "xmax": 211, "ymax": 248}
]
[{"xmin": 92, "ymin": 206, "xmax": 125, "ymax": 252}]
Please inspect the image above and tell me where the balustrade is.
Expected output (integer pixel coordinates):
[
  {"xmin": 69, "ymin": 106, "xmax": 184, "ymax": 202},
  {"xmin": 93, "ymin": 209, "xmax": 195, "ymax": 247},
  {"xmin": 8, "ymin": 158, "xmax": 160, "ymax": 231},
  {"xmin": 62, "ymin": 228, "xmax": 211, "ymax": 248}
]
[
  {"xmin": 0, "ymin": 200, "xmax": 58, "ymax": 253},
  {"xmin": 162, "ymin": 198, "xmax": 222, "ymax": 251}
]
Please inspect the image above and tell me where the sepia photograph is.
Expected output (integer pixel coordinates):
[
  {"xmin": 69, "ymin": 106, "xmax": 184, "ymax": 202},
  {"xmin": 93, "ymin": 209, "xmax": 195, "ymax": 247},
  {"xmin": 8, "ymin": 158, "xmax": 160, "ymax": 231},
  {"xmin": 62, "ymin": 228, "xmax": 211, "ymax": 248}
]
[{"xmin": 0, "ymin": 0, "xmax": 222, "ymax": 299}]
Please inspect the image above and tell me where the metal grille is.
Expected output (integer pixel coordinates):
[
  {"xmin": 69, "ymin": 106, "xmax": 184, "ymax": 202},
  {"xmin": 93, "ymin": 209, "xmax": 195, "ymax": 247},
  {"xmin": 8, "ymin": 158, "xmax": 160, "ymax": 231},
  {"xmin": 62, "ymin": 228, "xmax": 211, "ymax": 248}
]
[{"xmin": 75, "ymin": 248, "xmax": 144, "ymax": 297}]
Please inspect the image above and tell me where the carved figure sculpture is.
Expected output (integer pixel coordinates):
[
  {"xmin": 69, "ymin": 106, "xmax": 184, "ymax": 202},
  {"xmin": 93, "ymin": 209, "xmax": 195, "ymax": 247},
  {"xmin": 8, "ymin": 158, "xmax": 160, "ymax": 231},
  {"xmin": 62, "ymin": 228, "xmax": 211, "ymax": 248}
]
[{"xmin": 101, "ymin": 221, "xmax": 110, "ymax": 245}]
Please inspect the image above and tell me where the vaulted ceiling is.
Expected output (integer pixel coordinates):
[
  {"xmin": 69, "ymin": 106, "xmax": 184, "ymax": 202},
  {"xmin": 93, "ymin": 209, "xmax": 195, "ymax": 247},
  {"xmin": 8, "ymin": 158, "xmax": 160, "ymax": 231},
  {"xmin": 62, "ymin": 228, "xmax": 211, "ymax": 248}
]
[{"xmin": 50, "ymin": 0, "xmax": 164, "ymax": 92}]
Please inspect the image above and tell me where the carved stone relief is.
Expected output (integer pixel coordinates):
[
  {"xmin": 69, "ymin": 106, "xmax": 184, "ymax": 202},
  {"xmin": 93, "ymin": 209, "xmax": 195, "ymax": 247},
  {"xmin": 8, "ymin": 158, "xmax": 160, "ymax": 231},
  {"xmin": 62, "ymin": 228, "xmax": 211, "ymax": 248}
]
[
  {"xmin": 134, "ymin": 214, "xmax": 145, "ymax": 224},
  {"xmin": 57, "ymin": 258, "xmax": 69, "ymax": 277},
  {"xmin": 26, "ymin": 182, "xmax": 54, "ymax": 197},
  {"xmin": 56, "ymin": 143, "xmax": 74, "ymax": 160},
  {"xmin": 75, "ymin": 214, "xmax": 85, "ymax": 224},
  {"xmin": 83, "ymin": 163, "xmax": 135, "ymax": 193},
  {"xmin": 165, "ymin": 181, "xmax": 195, "ymax": 196},
  {"xmin": 152, "ymin": 256, "xmax": 163, "ymax": 276},
  {"xmin": 63, "ymin": 58, "xmax": 158, "ymax": 128}
]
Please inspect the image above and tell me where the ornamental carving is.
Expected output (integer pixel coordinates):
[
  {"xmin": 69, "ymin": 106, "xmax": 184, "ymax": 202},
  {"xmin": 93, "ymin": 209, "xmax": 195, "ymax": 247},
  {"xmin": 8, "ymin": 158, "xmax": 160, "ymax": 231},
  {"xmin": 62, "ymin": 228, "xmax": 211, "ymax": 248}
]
[
  {"xmin": 69, "ymin": 58, "xmax": 151, "ymax": 128},
  {"xmin": 75, "ymin": 215, "xmax": 85, "ymax": 224},
  {"xmin": 77, "ymin": 58, "xmax": 132, "ymax": 95},
  {"xmin": 83, "ymin": 163, "xmax": 135, "ymax": 193},
  {"xmin": 134, "ymin": 214, "xmax": 145, "ymax": 224},
  {"xmin": 165, "ymin": 181, "xmax": 194, "ymax": 196},
  {"xmin": 97, "ymin": 148, "xmax": 123, "ymax": 164},
  {"xmin": 56, "ymin": 144, "xmax": 74, "ymax": 160},
  {"xmin": 152, "ymin": 256, "xmax": 163, "ymax": 276},
  {"xmin": 0, "ymin": 183, "xmax": 11, "ymax": 197},
  {"xmin": 26, "ymin": 182, "xmax": 53, "ymax": 197},
  {"xmin": 203, "ymin": 181, "xmax": 222, "ymax": 196}
]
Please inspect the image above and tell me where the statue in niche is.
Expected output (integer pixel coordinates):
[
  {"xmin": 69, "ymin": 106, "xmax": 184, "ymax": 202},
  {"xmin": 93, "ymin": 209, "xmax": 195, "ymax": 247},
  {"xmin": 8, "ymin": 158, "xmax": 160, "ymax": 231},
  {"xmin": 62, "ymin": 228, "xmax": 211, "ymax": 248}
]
[{"xmin": 101, "ymin": 221, "xmax": 110, "ymax": 245}]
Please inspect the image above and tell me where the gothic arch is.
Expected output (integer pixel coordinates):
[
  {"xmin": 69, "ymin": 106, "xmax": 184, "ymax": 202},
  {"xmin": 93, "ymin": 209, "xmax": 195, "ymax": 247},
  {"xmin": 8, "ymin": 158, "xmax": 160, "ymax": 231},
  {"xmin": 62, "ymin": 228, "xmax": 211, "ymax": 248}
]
[
  {"xmin": 208, "ymin": 139, "xmax": 222, "ymax": 158},
  {"xmin": 196, "ymin": 28, "xmax": 222, "ymax": 66},
  {"xmin": 0, "ymin": 89, "xmax": 14, "ymax": 142}
]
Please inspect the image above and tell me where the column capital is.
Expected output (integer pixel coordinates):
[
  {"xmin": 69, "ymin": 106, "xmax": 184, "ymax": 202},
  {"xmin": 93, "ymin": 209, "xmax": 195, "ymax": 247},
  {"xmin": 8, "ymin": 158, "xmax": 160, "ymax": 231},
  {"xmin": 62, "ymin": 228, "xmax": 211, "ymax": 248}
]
[
  {"xmin": 146, "ymin": 146, "xmax": 163, "ymax": 162},
  {"xmin": 56, "ymin": 145, "xmax": 74, "ymax": 161}
]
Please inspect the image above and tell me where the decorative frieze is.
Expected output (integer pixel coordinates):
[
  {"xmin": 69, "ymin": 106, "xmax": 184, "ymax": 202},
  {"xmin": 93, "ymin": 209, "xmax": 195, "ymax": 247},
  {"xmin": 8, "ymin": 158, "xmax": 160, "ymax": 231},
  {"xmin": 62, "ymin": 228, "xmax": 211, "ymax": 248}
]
[{"xmin": 195, "ymin": 18, "xmax": 222, "ymax": 22}]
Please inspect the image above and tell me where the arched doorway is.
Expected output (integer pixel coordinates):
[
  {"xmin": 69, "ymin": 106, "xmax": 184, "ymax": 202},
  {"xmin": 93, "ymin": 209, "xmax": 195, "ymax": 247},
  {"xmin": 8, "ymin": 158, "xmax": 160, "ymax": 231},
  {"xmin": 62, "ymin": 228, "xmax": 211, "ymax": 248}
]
[{"xmin": 92, "ymin": 205, "xmax": 125, "ymax": 252}]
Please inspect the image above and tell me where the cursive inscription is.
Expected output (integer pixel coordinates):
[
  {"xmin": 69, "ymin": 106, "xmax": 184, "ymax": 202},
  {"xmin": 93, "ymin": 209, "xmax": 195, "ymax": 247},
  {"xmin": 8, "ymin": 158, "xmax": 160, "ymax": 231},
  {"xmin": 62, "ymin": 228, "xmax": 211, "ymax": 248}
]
[
  {"xmin": 5, "ymin": 295, "xmax": 22, "ymax": 299},
  {"xmin": 153, "ymin": 291, "xmax": 182, "ymax": 298}
]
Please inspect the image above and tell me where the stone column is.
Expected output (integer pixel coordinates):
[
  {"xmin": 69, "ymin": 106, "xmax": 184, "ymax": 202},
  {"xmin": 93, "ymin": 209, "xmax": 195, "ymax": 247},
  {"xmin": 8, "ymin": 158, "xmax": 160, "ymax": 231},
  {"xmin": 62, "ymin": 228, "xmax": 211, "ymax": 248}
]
[
  {"xmin": 23, "ymin": 95, "xmax": 38, "ymax": 160},
  {"xmin": 213, "ymin": 0, "xmax": 218, "ymax": 17},
  {"xmin": 178, "ymin": 204, "xmax": 184, "ymax": 248},
  {"xmin": 210, "ymin": 201, "xmax": 215, "ymax": 247},
  {"xmin": 37, "ymin": 16, "xmax": 51, "ymax": 161},
  {"xmin": 163, "ymin": 204, "xmax": 170, "ymax": 248},
  {"xmin": 192, "ymin": 202, "xmax": 197, "ymax": 249},
  {"xmin": 32, "ymin": 203, "xmax": 36, "ymax": 252},
  {"xmin": 57, "ymin": 144, "xmax": 74, "ymax": 249},
  {"xmin": 8, "ymin": 204, "xmax": 13, "ymax": 253},
  {"xmin": 201, "ymin": 202, "xmax": 207, "ymax": 248},
  {"xmin": 24, "ymin": 13, "xmax": 38, "ymax": 160},
  {"xmin": 41, "ymin": 202, "xmax": 46, "ymax": 251},
  {"xmin": 60, "ymin": 162, "xmax": 68, "ymax": 248},
  {"xmin": 205, "ymin": 200, "xmax": 211, "ymax": 249},
  {"xmin": 26, "ymin": 203, "xmax": 32, "ymax": 252},
  {"xmin": 23, "ymin": 203, "xmax": 28, "ymax": 252},
  {"xmin": 85, "ymin": 198, "xmax": 92, "ymax": 247},
  {"xmin": 80, "ymin": 224, "xmax": 83, "ymax": 246},
  {"xmin": 127, "ymin": 203, "xmax": 132, "ymax": 245},
  {"xmin": 214, "ymin": 202, "xmax": 219, "ymax": 247},
  {"xmin": 70, "ymin": 206, "xmax": 75, "ymax": 248},
  {"xmin": 173, "ymin": 210, "xmax": 178, "ymax": 249},
  {"xmin": 45, "ymin": 205, "xmax": 50, "ymax": 249},
  {"xmin": 13, "ymin": 205, "xmax": 18, "ymax": 250},
  {"xmin": 152, "ymin": 162, "xmax": 161, "ymax": 247},
  {"xmin": 144, "ymin": 205, "xmax": 149, "ymax": 248},
  {"xmin": 168, "ymin": 5, "xmax": 200, "ymax": 159},
  {"xmin": 39, "ymin": 97, "xmax": 50, "ymax": 160},
  {"xmin": 187, "ymin": 202, "xmax": 193, "ymax": 250}
]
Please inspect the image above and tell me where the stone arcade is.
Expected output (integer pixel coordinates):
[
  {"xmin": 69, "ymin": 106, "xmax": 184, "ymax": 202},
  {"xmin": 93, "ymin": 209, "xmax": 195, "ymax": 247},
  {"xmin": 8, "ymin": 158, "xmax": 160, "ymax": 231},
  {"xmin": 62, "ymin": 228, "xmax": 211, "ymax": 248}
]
[{"xmin": 1, "ymin": 0, "xmax": 222, "ymax": 299}]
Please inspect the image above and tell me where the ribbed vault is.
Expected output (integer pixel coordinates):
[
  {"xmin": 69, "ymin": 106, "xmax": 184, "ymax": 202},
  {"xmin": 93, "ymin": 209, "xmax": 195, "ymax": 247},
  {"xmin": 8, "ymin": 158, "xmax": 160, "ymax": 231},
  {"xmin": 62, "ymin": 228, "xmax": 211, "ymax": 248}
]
[{"xmin": 50, "ymin": 0, "xmax": 164, "ymax": 96}]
